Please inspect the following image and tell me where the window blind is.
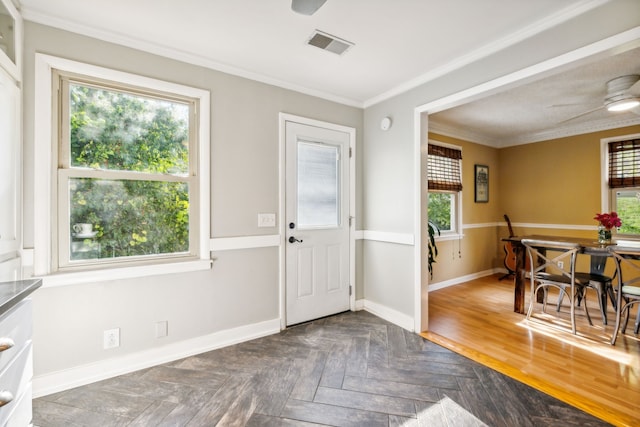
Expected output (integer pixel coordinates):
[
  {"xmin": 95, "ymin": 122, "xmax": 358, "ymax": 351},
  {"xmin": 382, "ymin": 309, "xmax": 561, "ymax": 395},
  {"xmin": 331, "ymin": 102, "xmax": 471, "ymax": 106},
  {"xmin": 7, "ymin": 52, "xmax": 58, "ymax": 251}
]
[
  {"xmin": 608, "ymin": 138, "xmax": 640, "ymax": 188},
  {"xmin": 427, "ymin": 144, "xmax": 462, "ymax": 192}
]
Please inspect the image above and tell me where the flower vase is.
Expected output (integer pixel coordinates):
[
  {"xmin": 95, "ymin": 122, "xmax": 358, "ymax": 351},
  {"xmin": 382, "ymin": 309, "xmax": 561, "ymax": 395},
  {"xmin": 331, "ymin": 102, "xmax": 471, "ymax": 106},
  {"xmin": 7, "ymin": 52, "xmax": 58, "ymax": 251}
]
[{"xmin": 597, "ymin": 224, "xmax": 612, "ymax": 244}]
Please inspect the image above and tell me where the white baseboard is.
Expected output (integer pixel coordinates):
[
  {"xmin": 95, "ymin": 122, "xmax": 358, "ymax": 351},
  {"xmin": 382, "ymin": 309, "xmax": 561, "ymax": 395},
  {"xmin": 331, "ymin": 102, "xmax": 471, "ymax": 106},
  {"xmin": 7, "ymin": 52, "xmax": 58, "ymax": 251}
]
[
  {"xmin": 429, "ymin": 268, "xmax": 503, "ymax": 291},
  {"xmin": 362, "ymin": 299, "xmax": 414, "ymax": 332},
  {"xmin": 33, "ymin": 317, "xmax": 281, "ymax": 398}
]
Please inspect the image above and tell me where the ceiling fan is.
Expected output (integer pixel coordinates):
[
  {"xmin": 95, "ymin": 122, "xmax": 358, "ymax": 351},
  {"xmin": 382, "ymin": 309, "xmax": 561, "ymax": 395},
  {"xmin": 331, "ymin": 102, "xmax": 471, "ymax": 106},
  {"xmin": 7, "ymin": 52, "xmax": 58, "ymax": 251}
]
[
  {"xmin": 291, "ymin": 0, "xmax": 327, "ymax": 15},
  {"xmin": 559, "ymin": 74, "xmax": 640, "ymax": 123}
]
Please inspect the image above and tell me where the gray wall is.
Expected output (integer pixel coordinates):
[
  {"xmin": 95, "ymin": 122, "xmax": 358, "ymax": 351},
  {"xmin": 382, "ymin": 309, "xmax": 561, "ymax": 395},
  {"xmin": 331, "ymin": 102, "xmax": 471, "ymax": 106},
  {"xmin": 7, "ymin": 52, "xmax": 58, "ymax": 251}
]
[{"xmin": 23, "ymin": 22, "xmax": 363, "ymax": 380}]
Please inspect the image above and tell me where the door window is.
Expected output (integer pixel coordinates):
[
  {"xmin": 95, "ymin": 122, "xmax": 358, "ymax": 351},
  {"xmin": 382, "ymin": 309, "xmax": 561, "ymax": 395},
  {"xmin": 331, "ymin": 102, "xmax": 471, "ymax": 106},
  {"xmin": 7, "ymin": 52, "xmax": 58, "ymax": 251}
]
[{"xmin": 297, "ymin": 141, "xmax": 340, "ymax": 228}]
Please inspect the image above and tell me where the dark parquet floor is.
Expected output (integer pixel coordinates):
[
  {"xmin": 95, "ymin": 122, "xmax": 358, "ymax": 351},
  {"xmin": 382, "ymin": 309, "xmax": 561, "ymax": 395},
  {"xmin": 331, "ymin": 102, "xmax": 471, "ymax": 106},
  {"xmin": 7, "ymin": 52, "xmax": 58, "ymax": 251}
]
[{"xmin": 33, "ymin": 311, "xmax": 610, "ymax": 426}]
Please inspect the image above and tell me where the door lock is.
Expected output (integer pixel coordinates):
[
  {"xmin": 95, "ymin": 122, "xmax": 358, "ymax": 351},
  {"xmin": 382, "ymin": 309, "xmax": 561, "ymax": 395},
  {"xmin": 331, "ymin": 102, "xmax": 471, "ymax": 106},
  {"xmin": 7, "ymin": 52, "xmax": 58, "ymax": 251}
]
[{"xmin": 288, "ymin": 236, "xmax": 303, "ymax": 243}]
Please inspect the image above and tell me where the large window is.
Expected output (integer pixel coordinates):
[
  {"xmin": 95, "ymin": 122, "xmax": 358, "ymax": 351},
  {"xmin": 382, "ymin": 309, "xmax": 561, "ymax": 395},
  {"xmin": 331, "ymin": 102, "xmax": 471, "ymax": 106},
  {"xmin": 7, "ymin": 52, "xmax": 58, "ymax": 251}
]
[
  {"xmin": 427, "ymin": 141, "xmax": 462, "ymax": 237},
  {"xmin": 34, "ymin": 55, "xmax": 210, "ymax": 279},
  {"xmin": 606, "ymin": 135, "xmax": 640, "ymax": 238}
]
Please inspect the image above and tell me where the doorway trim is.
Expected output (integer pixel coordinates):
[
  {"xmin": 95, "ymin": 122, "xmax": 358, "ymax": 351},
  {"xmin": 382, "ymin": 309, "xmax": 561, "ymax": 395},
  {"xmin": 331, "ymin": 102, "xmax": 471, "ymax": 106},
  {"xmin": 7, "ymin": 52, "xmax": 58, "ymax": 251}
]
[
  {"xmin": 414, "ymin": 27, "xmax": 640, "ymax": 333},
  {"xmin": 278, "ymin": 113, "xmax": 356, "ymax": 330}
]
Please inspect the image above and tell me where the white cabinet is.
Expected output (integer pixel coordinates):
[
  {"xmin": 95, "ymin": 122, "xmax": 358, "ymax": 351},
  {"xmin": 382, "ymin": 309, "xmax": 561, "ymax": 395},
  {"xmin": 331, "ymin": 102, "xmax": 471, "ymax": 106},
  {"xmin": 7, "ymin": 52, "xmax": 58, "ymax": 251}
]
[
  {"xmin": 0, "ymin": 299, "xmax": 33, "ymax": 426},
  {"xmin": 0, "ymin": 0, "xmax": 22, "ymax": 268},
  {"xmin": 0, "ymin": 65, "xmax": 20, "ymax": 258},
  {"xmin": 0, "ymin": 0, "xmax": 21, "ymax": 82}
]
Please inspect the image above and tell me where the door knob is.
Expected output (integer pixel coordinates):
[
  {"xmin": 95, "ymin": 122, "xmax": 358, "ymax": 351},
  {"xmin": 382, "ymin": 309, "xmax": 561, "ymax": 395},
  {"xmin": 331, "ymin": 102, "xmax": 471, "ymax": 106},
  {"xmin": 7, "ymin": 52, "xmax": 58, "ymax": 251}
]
[{"xmin": 289, "ymin": 236, "xmax": 303, "ymax": 243}]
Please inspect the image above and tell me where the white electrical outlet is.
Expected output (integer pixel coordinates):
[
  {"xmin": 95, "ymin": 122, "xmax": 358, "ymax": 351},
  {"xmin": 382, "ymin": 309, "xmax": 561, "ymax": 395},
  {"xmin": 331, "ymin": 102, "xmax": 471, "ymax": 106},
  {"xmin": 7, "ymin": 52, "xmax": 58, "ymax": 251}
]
[
  {"xmin": 557, "ymin": 261, "xmax": 564, "ymax": 269},
  {"xmin": 258, "ymin": 213, "xmax": 276, "ymax": 228},
  {"xmin": 103, "ymin": 328, "xmax": 120, "ymax": 349}
]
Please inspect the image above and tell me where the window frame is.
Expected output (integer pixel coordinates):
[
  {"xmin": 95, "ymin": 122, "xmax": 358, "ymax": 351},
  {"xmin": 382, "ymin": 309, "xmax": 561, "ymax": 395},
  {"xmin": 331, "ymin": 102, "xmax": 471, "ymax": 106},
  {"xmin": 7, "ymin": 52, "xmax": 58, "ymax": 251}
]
[
  {"xmin": 427, "ymin": 140, "xmax": 463, "ymax": 240},
  {"xmin": 601, "ymin": 132, "xmax": 640, "ymax": 241},
  {"xmin": 34, "ymin": 54, "xmax": 211, "ymax": 283}
]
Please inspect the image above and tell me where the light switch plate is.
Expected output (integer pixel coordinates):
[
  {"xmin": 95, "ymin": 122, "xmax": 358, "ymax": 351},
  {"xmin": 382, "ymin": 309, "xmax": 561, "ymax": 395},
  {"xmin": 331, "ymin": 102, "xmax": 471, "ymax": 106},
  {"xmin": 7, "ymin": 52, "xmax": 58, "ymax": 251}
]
[
  {"xmin": 155, "ymin": 320, "xmax": 168, "ymax": 338},
  {"xmin": 258, "ymin": 213, "xmax": 276, "ymax": 228}
]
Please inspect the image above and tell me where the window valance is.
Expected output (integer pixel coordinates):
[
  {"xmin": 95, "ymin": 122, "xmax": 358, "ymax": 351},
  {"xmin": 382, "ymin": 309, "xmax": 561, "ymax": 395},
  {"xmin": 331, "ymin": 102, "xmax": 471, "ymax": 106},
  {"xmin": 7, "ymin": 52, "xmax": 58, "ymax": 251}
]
[
  {"xmin": 427, "ymin": 144, "xmax": 462, "ymax": 192},
  {"xmin": 608, "ymin": 138, "xmax": 640, "ymax": 188}
]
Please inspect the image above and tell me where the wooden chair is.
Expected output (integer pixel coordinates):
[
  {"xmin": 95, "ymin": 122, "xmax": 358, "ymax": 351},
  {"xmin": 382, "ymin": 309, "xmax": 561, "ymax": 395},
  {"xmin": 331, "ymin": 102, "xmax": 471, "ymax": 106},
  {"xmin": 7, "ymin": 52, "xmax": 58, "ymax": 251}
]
[
  {"xmin": 522, "ymin": 239, "xmax": 592, "ymax": 334},
  {"xmin": 556, "ymin": 254, "xmax": 616, "ymax": 325},
  {"xmin": 607, "ymin": 245, "xmax": 640, "ymax": 345}
]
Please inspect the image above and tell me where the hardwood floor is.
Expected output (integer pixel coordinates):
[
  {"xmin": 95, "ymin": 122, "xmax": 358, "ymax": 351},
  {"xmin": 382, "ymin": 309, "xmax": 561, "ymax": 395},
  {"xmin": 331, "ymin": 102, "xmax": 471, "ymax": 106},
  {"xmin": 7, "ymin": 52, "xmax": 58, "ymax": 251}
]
[
  {"xmin": 32, "ymin": 310, "xmax": 609, "ymax": 426},
  {"xmin": 423, "ymin": 274, "xmax": 640, "ymax": 427}
]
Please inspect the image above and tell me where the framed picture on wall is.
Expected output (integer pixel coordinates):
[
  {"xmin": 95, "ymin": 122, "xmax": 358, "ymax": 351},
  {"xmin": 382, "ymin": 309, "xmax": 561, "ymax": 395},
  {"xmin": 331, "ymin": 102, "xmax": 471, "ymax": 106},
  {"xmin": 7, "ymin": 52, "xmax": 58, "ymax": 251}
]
[{"xmin": 474, "ymin": 164, "xmax": 489, "ymax": 203}]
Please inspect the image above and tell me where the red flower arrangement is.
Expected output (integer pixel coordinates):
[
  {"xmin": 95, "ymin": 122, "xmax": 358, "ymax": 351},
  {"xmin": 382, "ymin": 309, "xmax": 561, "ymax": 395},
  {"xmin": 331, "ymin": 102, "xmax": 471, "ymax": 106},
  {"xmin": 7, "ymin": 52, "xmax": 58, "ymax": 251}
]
[{"xmin": 594, "ymin": 212, "xmax": 622, "ymax": 230}]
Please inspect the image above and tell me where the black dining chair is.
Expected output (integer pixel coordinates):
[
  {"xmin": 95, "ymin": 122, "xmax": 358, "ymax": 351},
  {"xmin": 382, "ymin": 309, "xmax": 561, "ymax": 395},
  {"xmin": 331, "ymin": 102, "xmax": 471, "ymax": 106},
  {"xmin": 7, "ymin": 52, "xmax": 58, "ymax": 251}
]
[
  {"xmin": 556, "ymin": 254, "xmax": 616, "ymax": 325},
  {"xmin": 607, "ymin": 245, "xmax": 640, "ymax": 345},
  {"xmin": 522, "ymin": 239, "xmax": 592, "ymax": 334}
]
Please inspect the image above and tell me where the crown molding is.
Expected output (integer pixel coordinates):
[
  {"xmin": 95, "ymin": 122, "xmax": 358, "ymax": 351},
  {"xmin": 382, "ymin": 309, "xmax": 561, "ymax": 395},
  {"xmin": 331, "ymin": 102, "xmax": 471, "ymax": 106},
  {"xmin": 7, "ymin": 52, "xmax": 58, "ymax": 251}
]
[{"xmin": 430, "ymin": 115, "xmax": 640, "ymax": 148}]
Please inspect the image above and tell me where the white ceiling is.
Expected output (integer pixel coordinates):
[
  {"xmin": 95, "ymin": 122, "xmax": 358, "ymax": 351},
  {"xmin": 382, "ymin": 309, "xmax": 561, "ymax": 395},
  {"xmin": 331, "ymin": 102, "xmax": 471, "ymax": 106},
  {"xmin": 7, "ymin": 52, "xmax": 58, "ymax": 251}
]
[
  {"xmin": 429, "ymin": 46, "xmax": 640, "ymax": 147},
  {"xmin": 18, "ymin": 0, "xmax": 640, "ymax": 146}
]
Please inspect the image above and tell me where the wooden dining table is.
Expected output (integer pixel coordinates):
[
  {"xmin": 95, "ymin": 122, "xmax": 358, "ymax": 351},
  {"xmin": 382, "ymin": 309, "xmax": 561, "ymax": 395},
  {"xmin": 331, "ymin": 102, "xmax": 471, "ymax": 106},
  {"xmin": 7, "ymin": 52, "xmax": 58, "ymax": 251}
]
[{"xmin": 503, "ymin": 235, "xmax": 612, "ymax": 313}]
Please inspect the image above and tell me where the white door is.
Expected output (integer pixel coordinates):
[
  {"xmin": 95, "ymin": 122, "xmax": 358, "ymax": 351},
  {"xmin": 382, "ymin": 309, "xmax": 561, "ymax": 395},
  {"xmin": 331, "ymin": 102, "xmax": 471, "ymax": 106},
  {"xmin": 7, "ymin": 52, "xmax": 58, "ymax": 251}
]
[{"xmin": 285, "ymin": 120, "xmax": 350, "ymax": 326}]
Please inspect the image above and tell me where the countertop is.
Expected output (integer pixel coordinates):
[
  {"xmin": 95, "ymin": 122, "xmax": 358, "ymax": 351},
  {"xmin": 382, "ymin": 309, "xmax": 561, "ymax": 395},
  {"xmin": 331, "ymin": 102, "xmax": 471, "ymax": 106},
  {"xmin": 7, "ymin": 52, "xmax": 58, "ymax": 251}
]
[{"xmin": 0, "ymin": 279, "xmax": 42, "ymax": 317}]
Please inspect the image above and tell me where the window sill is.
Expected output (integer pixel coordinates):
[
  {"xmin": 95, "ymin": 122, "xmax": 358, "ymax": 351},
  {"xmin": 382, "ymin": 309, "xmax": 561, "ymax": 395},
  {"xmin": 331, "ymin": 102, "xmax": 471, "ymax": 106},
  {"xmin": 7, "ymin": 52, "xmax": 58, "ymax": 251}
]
[
  {"xmin": 435, "ymin": 233, "xmax": 464, "ymax": 242},
  {"xmin": 36, "ymin": 259, "xmax": 213, "ymax": 288}
]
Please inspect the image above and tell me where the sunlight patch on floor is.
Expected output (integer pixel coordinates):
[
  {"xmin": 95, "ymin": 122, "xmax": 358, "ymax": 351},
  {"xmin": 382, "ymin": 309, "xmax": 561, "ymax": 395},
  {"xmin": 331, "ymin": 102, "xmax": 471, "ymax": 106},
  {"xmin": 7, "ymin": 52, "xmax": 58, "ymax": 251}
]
[
  {"xmin": 516, "ymin": 318, "xmax": 637, "ymax": 366},
  {"xmin": 398, "ymin": 395, "xmax": 487, "ymax": 426}
]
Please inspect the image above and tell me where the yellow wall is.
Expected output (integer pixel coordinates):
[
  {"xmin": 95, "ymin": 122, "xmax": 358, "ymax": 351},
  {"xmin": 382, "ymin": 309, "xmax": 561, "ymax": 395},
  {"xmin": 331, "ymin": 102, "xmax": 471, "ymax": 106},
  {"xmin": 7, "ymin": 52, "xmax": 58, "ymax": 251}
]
[
  {"xmin": 499, "ymin": 125, "xmax": 640, "ymax": 225},
  {"xmin": 428, "ymin": 125, "xmax": 640, "ymax": 284},
  {"xmin": 428, "ymin": 133, "xmax": 501, "ymax": 283}
]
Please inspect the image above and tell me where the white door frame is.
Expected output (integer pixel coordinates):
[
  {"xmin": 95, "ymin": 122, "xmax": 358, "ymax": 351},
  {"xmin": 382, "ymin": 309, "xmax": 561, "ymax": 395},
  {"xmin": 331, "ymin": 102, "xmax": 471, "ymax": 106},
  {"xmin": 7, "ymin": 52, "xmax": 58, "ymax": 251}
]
[
  {"xmin": 278, "ymin": 113, "xmax": 356, "ymax": 329},
  {"xmin": 413, "ymin": 29, "xmax": 640, "ymax": 333}
]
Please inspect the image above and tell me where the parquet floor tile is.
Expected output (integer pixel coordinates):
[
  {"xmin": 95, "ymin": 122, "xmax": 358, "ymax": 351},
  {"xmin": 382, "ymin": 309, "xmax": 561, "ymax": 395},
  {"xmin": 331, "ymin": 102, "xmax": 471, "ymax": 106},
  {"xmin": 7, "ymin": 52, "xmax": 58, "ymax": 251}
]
[{"xmin": 33, "ymin": 310, "xmax": 610, "ymax": 426}]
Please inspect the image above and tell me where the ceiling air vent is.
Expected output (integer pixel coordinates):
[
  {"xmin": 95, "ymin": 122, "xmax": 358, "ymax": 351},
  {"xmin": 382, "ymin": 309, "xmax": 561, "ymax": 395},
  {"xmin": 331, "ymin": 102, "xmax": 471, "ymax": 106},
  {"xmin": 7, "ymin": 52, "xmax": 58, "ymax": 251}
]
[{"xmin": 307, "ymin": 30, "xmax": 353, "ymax": 55}]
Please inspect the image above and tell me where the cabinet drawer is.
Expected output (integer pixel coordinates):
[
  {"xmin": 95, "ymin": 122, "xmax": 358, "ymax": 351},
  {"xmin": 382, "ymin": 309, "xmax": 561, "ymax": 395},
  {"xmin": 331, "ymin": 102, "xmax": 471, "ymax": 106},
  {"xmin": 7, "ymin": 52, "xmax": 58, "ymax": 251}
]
[
  {"xmin": 4, "ymin": 381, "xmax": 31, "ymax": 427},
  {"xmin": 0, "ymin": 299, "xmax": 31, "ymax": 374},
  {"xmin": 0, "ymin": 343, "xmax": 32, "ymax": 426}
]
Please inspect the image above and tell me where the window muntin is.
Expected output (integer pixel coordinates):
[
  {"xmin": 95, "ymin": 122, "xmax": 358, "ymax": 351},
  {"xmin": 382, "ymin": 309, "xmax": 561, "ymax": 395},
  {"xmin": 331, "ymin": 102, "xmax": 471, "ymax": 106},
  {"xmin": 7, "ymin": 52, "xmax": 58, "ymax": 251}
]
[
  {"xmin": 57, "ymin": 73, "xmax": 199, "ymax": 269},
  {"xmin": 427, "ymin": 141, "xmax": 462, "ymax": 237}
]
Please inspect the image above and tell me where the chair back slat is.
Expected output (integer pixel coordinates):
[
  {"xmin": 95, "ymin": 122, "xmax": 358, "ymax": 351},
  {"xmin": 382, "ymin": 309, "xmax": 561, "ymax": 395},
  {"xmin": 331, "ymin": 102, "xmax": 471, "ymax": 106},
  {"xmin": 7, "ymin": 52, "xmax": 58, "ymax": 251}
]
[
  {"xmin": 522, "ymin": 239, "xmax": 580, "ymax": 282},
  {"xmin": 521, "ymin": 239, "xmax": 584, "ymax": 334}
]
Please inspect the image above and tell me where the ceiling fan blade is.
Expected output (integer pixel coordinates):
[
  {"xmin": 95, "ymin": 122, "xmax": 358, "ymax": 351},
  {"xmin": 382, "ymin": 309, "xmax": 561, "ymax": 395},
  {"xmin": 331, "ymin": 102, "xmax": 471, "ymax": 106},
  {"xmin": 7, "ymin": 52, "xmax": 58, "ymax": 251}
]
[
  {"xmin": 547, "ymin": 103, "xmax": 588, "ymax": 108},
  {"xmin": 628, "ymin": 78, "xmax": 640, "ymax": 96},
  {"xmin": 558, "ymin": 105, "xmax": 604, "ymax": 124}
]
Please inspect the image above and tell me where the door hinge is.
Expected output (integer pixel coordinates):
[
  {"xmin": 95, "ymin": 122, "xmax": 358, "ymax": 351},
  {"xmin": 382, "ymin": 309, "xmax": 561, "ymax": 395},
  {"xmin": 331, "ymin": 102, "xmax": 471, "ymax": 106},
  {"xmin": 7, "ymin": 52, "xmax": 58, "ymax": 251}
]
[
  {"xmin": 349, "ymin": 147, "xmax": 352, "ymax": 158},
  {"xmin": 349, "ymin": 285, "xmax": 352, "ymax": 296},
  {"xmin": 349, "ymin": 216, "xmax": 353, "ymax": 227}
]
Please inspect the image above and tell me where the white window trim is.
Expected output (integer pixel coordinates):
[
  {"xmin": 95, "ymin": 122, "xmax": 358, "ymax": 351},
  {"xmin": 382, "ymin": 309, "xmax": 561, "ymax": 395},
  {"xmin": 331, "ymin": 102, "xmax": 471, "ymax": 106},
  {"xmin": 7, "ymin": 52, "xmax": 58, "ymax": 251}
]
[
  {"xmin": 427, "ymin": 139, "xmax": 463, "ymax": 241},
  {"xmin": 33, "ymin": 54, "xmax": 211, "ymax": 284},
  {"xmin": 600, "ymin": 132, "xmax": 640, "ymax": 241},
  {"xmin": 600, "ymin": 132, "xmax": 640, "ymax": 211}
]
